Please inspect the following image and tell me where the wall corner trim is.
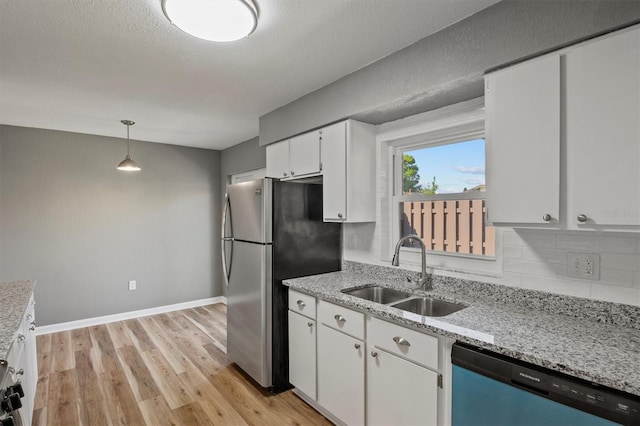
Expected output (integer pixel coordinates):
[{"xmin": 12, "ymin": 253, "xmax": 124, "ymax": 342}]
[{"xmin": 35, "ymin": 296, "xmax": 227, "ymax": 335}]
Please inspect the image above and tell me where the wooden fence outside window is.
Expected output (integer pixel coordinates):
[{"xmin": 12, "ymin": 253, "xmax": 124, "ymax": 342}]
[{"xmin": 401, "ymin": 199, "xmax": 495, "ymax": 256}]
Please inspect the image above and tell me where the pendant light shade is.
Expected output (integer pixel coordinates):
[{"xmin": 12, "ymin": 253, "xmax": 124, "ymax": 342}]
[
  {"xmin": 117, "ymin": 120, "xmax": 141, "ymax": 172},
  {"xmin": 162, "ymin": 0, "xmax": 258, "ymax": 42}
]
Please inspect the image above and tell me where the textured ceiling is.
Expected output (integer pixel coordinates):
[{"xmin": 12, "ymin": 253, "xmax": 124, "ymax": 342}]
[{"xmin": 0, "ymin": 0, "xmax": 500, "ymax": 150}]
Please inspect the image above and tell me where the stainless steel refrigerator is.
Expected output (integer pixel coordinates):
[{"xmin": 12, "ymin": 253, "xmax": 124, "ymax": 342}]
[{"xmin": 221, "ymin": 178, "xmax": 341, "ymax": 392}]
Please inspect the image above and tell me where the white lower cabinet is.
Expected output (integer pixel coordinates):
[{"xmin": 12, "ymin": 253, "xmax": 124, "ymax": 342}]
[
  {"xmin": 367, "ymin": 348, "xmax": 438, "ymax": 426},
  {"xmin": 288, "ymin": 310, "xmax": 317, "ymax": 399},
  {"xmin": 287, "ymin": 289, "xmax": 445, "ymax": 426},
  {"xmin": 317, "ymin": 324, "xmax": 365, "ymax": 425}
]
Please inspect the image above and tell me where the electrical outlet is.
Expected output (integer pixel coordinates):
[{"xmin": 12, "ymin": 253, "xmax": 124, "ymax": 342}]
[
  {"xmin": 128, "ymin": 280, "xmax": 137, "ymax": 290},
  {"xmin": 567, "ymin": 253, "xmax": 600, "ymax": 280}
]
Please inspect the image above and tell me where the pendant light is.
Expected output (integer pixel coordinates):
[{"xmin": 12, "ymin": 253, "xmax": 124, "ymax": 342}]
[
  {"xmin": 117, "ymin": 120, "xmax": 141, "ymax": 172},
  {"xmin": 162, "ymin": 0, "xmax": 258, "ymax": 42}
]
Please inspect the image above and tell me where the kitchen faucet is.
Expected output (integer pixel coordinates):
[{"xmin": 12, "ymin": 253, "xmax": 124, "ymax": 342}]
[{"xmin": 392, "ymin": 234, "xmax": 432, "ymax": 290}]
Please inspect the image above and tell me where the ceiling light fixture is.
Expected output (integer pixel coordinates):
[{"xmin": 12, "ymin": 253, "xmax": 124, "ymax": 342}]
[
  {"xmin": 162, "ymin": 0, "xmax": 258, "ymax": 42},
  {"xmin": 117, "ymin": 120, "xmax": 141, "ymax": 172}
]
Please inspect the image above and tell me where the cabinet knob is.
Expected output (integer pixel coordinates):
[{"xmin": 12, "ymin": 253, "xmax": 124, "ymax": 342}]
[
  {"xmin": 393, "ymin": 336, "xmax": 411, "ymax": 347},
  {"xmin": 354, "ymin": 343, "xmax": 360, "ymax": 349},
  {"xmin": 337, "ymin": 213, "xmax": 343, "ymax": 219},
  {"xmin": 577, "ymin": 214, "xmax": 588, "ymax": 223},
  {"xmin": 17, "ymin": 334, "xmax": 25, "ymax": 343},
  {"xmin": 371, "ymin": 350, "xmax": 378, "ymax": 358},
  {"xmin": 307, "ymin": 322, "xmax": 313, "ymax": 328},
  {"xmin": 290, "ymin": 171, "xmax": 295, "ymax": 176},
  {"xmin": 16, "ymin": 368, "xmax": 24, "ymax": 376},
  {"xmin": 296, "ymin": 300, "xmax": 306, "ymax": 308},
  {"xmin": 334, "ymin": 314, "xmax": 346, "ymax": 323},
  {"xmin": 542, "ymin": 214, "xmax": 551, "ymax": 222},
  {"xmin": 283, "ymin": 172, "xmax": 288, "ymax": 177}
]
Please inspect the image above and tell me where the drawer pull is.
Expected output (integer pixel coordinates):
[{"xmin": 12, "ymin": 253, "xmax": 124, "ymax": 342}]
[
  {"xmin": 307, "ymin": 322, "xmax": 313, "ymax": 328},
  {"xmin": 296, "ymin": 300, "xmax": 306, "ymax": 308},
  {"xmin": 354, "ymin": 343, "xmax": 361, "ymax": 349},
  {"xmin": 334, "ymin": 314, "xmax": 346, "ymax": 323},
  {"xmin": 17, "ymin": 368, "xmax": 24, "ymax": 376},
  {"xmin": 393, "ymin": 336, "xmax": 411, "ymax": 347},
  {"xmin": 371, "ymin": 350, "xmax": 378, "ymax": 358}
]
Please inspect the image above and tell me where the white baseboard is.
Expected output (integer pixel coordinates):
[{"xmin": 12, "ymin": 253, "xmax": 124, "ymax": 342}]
[{"xmin": 36, "ymin": 296, "xmax": 227, "ymax": 335}]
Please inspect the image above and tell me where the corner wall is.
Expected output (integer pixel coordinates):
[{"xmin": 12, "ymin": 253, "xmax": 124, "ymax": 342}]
[{"xmin": 0, "ymin": 125, "xmax": 222, "ymax": 325}]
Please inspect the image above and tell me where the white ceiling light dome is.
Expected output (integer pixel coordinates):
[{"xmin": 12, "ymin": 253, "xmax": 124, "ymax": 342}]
[{"xmin": 162, "ymin": 0, "xmax": 258, "ymax": 42}]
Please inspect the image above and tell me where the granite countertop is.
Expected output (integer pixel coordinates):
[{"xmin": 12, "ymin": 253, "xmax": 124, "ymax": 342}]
[
  {"xmin": 284, "ymin": 270, "xmax": 640, "ymax": 397},
  {"xmin": 0, "ymin": 280, "xmax": 35, "ymax": 361}
]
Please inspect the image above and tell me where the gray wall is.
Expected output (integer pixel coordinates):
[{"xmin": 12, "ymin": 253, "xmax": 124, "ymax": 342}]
[
  {"xmin": 220, "ymin": 136, "xmax": 266, "ymax": 186},
  {"xmin": 0, "ymin": 125, "xmax": 221, "ymax": 326},
  {"xmin": 259, "ymin": 0, "xmax": 640, "ymax": 145}
]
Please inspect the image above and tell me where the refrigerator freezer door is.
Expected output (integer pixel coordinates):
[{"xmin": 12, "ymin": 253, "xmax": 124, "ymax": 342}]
[
  {"xmin": 226, "ymin": 179, "xmax": 272, "ymax": 244},
  {"xmin": 226, "ymin": 241, "xmax": 273, "ymax": 388}
]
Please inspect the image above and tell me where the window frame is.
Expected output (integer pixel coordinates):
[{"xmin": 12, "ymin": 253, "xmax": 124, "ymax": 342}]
[{"xmin": 378, "ymin": 98, "xmax": 502, "ymax": 276}]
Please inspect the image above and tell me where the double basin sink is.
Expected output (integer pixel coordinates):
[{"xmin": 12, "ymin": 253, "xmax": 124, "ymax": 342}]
[{"xmin": 341, "ymin": 285, "xmax": 466, "ymax": 317}]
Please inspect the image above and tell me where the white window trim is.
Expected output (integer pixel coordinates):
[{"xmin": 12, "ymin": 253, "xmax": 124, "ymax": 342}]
[{"xmin": 377, "ymin": 97, "xmax": 503, "ymax": 277}]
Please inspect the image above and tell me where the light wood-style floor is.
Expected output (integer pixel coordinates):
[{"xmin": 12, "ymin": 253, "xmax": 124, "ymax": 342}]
[{"xmin": 33, "ymin": 304, "xmax": 331, "ymax": 425}]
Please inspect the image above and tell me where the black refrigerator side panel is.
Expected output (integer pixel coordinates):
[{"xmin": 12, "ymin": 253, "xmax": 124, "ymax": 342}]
[{"xmin": 271, "ymin": 180, "xmax": 342, "ymax": 393}]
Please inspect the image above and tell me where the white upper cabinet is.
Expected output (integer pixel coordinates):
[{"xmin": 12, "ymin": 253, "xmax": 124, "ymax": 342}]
[
  {"xmin": 566, "ymin": 27, "xmax": 640, "ymax": 227},
  {"xmin": 485, "ymin": 54, "xmax": 560, "ymax": 225},
  {"xmin": 486, "ymin": 24, "xmax": 640, "ymax": 230},
  {"xmin": 321, "ymin": 120, "xmax": 376, "ymax": 223},
  {"xmin": 266, "ymin": 131, "xmax": 321, "ymax": 180}
]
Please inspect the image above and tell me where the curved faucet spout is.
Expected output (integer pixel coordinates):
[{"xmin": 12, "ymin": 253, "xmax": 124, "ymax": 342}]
[{"xmin": 392, "ymin": 234, "xmax": 431, "ymax": 290}]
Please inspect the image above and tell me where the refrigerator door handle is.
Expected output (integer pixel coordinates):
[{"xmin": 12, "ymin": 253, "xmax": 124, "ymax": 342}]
[{"xmin": 221, "ymin": 192, "xmax": 233, "ymax": 286}]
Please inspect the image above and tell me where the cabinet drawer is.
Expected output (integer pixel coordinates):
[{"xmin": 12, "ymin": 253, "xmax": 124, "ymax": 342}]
[
  {"xmin": 288, "ymin": 289, "xmax": 316, "ymax": 319},
  {"xmin": 318, "ymin": 300, "xmax": 364, "ymax": 340},
  {"xmin": 369, "ymin": 317, "xmax": 438, "ymax": 370}
]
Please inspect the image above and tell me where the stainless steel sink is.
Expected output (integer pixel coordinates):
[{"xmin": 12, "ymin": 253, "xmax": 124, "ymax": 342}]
[
  {"xmin": 341, "ymin": 285, "xmax": 413, "ymax": 304},
  {"xmin": 390, "ymin": 297, "xmax": 466, "ymax": 317}
]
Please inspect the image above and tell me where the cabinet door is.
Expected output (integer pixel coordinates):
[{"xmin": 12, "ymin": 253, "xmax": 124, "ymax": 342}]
[
  {"xmin": 317, "ymin": 324, "xmax": 365, "ymax": 426},
  {"xmin": 485, "ymin": 54, "xmax": 560, "ymax": 224},
  {"xmin": 290, "ymin": 131, "xmax": 321, "ymax": 177},
  {"xmin": 566, "ymin": 27, "xmax": 640, "ymax": 226},
  {"xmin": 368, "ymin": 348, "xmax": 438, "ymax": 426},
  {"xmin": 288, "ymin": 311, "xmax": 316, "ymax": 400},
  {"xmin": 321, "ymin": 122, "xmax": 347, "ymax": 221},
  {"xmin": 266, "ymin": 140, "xmax": 290, "ymax": 179}
]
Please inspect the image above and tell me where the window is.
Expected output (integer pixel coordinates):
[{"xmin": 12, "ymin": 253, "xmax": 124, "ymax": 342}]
[{"xmin": 394, "ymin": 138, "xmax": 495, "ymax": 258}]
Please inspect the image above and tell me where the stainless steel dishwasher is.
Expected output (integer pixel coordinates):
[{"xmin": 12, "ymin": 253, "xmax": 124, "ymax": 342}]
[{"xmin": 452, "ymin": 343, "xmax": 640, "ymax": 426}]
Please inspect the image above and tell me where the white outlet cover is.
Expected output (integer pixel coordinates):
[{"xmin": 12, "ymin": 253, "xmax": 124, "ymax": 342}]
[
  {"xmin": 567, "ymin": 252, "xmax": 600, "ymax": 281},
  {"xmin": 128, "ymin": 280, "xmax": 137, "ymax": 290}
]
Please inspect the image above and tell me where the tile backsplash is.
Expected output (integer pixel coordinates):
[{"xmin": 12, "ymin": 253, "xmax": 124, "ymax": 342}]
[{"xmin": 344, "ymin": 224, "xmax": 640, "ymax": 307}]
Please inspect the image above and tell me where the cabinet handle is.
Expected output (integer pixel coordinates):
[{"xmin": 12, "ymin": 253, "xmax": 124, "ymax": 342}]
[
  {"xmin": 297, "ymin": 300, "xmax": 306, "ymax": 308},
  {"xmin": 354, "ymin": 343, "xmax": 360, "ymax": 349},
  {"xmin": 17, "ymin": 334, "xmax": 25, "ymax": 343},
  {"xmin": 334, "ymin": 314, "xmax": 346, "ymax": 323},
  {"xmin": 307, "ymin": 322, "xmax": 313, "ymax": 328},
  {"xmin": 542, "ymin": 214, "xmax": 551, "ymax": 222},
  {"xmin": 337, "ymin": 213, "xmax": 343, "ymax": 219},
  {"xmin": 371, "ymin": 350, "xmax": 378, "ymax": 358},
  {"xmin": 393, "ymin": 336, "xmax": 411, "ymax": 347},
  {"xmin": 577, "ymin": 214, "xmax": 588, "ymax": 223}
]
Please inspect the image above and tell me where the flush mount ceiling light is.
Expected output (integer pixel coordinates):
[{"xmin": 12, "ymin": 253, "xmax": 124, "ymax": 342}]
[
  {"xmin": 117, "ymin": 120, "xmax": 141, "ymax": 172},
  {"xmin": 162, "ymin": 0, "xmax": 258, "ymax": 42}
]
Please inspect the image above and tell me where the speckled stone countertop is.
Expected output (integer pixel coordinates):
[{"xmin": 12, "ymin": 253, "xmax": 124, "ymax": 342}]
[
  {"xmin": 284, "ymin": 264, "xmax": 640, "ymax": 397},
  {"xmin": 0, "ymin": 281, "xmax": 35, "ymax": 361}
]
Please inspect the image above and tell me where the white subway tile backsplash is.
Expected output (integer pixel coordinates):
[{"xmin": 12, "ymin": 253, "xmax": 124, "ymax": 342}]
[
  {"xmin": 522, "ymin": 247, "xmax": 566, "ymax": 263},
  {"xmin": 503, "ymin": 259, "xmax": 558, "ymax": 277},
  {"xmin": 599, "ymin": 268, "xmax": 636, "ymax": 288},
  {"xmin": 600, "ymin": 253, "xmax": 640, "ymax": 271},
  {"xmin": 591, "ymin": 284, "xmax": 640, "ymax": 305},
  {"xmin": 594, "ymin": 235, "xmax": 637, "ymax": 254},
  {"xmin": 502, "ymin": 245, "xmax": 523, "ymax": 259},
  {"xmin": 555, "ymin": 234, "xmax": 596, "ymax": 251},
  {"xmin": 521, "ymin": 275, "xmax": 592, "ymax": 298},
  {"xmin": 503, "ymin": 230, "xmax": 555, "ymax": 248}
]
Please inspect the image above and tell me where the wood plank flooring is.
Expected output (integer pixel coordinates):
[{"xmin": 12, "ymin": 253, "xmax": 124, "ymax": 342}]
[{"xmin": 34, "ymin": 304, "xmax": 332, "ymax": 425}]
